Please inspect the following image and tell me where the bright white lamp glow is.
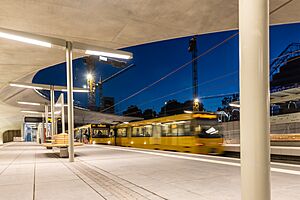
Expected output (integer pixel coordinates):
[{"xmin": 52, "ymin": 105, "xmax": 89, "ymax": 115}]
[
  {"xmin": 99, "ymin": 56, "xmax": 108, "ymax": 61},
  {"xmin": 86, "ymin": 73, "xmax": 93, "ymax": 80},
  {"xmin": 85, "ymin": 50, "xmax": 132, "ymax": 60},
  {"xmin": 229, "ymin": 103, "xmax": 240, "ymax": 108},
  {"xmin": 21, "ymin": 110, "xmax": 42, "ymax": 114},
  {"xmin": 55, "ymin": 104, "xmax": 67, "ymax": 107},
  {"xmin": 184, "ymin": 110, "xmax": 193, "ymax": 114},
  {"xmin": 10, "ymin": 83, "xmax": 44, "ymax": 90},
  {"xmin": 18, "ymin": 101, "xmax": 41, "ymax": 106},
  {"xmin": 0, "ymin": 32, "xmax": 52, "ymax": 48},
  {"xmin": 194, "ymin": 98, "xmax": 200, "ymax": 103}
]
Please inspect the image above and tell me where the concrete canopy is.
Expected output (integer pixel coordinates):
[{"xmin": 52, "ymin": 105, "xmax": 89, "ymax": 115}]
[{"xmin": 1, "ymin": 0, "xmax": 300, "ymax": 133}]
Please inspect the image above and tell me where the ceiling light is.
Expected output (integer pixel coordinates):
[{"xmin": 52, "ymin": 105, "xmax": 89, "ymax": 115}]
[
  {"xmin": 55, "ymin": 104, "xmax": 67, "ymax": 107},
  {"xmin": 21, "ymin": 110, "xmax": 42, "ymax": 114},
  {"xmin": 99, "ymin": 56, "xmax": 108, "ymax": 61},
  {"xmin": 18, "ymin": 101, "xmax": 41, "ymax": 106},
  {"xmin": 10, "ymin": 83, "xmax": 44, "ymax": 90},
  {"xmin": 0, "ymin": 32, "xmax": 52, "ymax": 48},
  {"xmin": 85, "ymin": 50, "xmax": 132, "ymax": 60},
  {"xmin": 60, "ymin": 88, "xmax": 89, "ymax": 93}
]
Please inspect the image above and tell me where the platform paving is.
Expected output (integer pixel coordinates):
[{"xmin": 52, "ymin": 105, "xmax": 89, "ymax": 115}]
[{"xmin": 0, "ymin": 142, "xmax": 299, "ymax": 200}]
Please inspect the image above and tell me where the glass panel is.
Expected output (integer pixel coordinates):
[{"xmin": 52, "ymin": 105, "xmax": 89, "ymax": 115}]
[
  {"xmin": 117, "ymin": 128, "xmax": 127, "ymax": 137},
  {"xmin": 144, "ymin": 125, "xmax": 152, "ymax": 137},
  {"xmin": 92, "ymin": 128, "xmax": 109, "ymax": 138},
  {"xmin": 132, "ymin": 126, "xmax": 153, "ymax": 137}
]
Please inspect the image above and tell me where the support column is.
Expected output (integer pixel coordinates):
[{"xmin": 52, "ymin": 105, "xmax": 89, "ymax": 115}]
[
  {"xmin": 239, "ymin": 0, "xmax": 270, "ymax": 200},
  {"xmin": 36, "ymin": 124, "xmax": 40, "ymax": 143},
  {"xmin": 41, "ymin": 114, "xmax": 45, "ymax": 143},
  {"xmin": 66, "ymin": 41, "xmax": 74, "ymax": 162},
  {"xmin": 45, "ymin": 104, "xmax": 49, "ymax": 137},
  {"xmin": 61, "ymin": 93, "xmax": 65, "ymax": 133},
  {"xmin": 20, "ymin": 122, "xmax": 24, "ymax": 140},
  {"xmin": 50, "ymin": 86, "xmax": 55, "ymax": 138}
]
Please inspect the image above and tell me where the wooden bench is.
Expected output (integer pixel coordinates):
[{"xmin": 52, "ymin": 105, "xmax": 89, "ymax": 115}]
[{"xmin": 43, "ymin": 133, "xmax": 83, "ymax": 158}]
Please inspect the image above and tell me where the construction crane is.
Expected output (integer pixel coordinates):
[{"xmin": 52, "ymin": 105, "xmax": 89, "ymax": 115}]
[
  {"xmin": 188, "ymin": 36, "xmax": 200, "ymax": 111},
  {"xmin": 83, "ymin": 56, "xmax": 97, "ymax": 111},
  {"xmin": 84, "ymin": 55, "xmax": 134, "ymax": 112},
  {"xmin": 97, "ymin": 63, "xmax": 135, "ymax": 112}
]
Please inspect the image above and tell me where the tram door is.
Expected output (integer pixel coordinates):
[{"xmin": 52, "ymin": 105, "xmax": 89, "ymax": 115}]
[{"xmin": 116, "ymin": 128, "xmax": 127, "ymax": 146}]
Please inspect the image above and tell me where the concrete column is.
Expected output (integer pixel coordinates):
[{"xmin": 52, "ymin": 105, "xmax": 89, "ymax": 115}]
[
  {"xmin": 36, "ymin": 123, "xmax": 40, "ymax": 144},
  {"xmin": 0, "ymin": 131, "xmax": 3, "ymax": 145},
  {"xmin": 66, "ymin": 41, "xmax": 74, "ymax": 162},
  {"xmin": 239, "ymin": 0, "xmax": 270, "ymax": 200},
  {"xmin": 41, "ymin": 114, "xmax": 45, "ymax": 143},
  {"xmin": 20, "ymin": 122, "xmax": 24, "ymax": 140},
  {"xmin": 50, "ymin": 86, "xmax": 55, "ymax": 138},
  {"xmin": 61, "ymin": 93, "xmax": 65, "ymax": 133},
  {"xmin": 45, "ymin": 104, "xmax": 49, "ymax": 137}
]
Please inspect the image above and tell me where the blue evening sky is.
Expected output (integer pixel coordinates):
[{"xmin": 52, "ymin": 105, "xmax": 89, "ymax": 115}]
[{"xmin": 33, "ymin": 23, "xmax": 300, "ymax": 113}]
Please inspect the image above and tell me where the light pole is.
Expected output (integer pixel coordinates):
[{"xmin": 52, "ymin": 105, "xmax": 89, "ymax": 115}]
[
  {"xmin": 164, "ymin": 101, "xmax": 167, "ymax": 116},
  {"xmin": 193, "ymin": 98, "xmax": 200, "ymax": 112}
]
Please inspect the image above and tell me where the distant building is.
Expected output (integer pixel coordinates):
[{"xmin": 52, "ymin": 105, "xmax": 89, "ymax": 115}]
[
  {"xmin": 101, "ymin": 96, "xmax": 115, "ymax": 114},
  {"xmin": 271, "ymin": 56, "xmax": 300, "ymax": 88},
  {"xmin": 270, "ymin": 54, "xmax": 300, "ymax": 115}
]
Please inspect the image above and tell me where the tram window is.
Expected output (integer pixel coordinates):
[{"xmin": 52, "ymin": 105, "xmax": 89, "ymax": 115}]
[
  {"xmin": 198, "ymin": 126, "xmax": 223, "ymax": 138},
  {"xmin": 132, "ymin": 127, "xmax": 143, "ymax": 137},
  {"xmin": 117, "ymin": 128, "xmax": 127, "ymax": 137},
  {"xmin": 162, "ymin": 121, "xmax": 192, "ymax": 136},
  {"xmin": 177, "ymin": 123, "xmax": 192, "ymax": 136},
  {"xmin": 144, "ymin": 125, "xmax": 152, "ymax": 137},
  {"xmin": 161, "ymin": 124, "xmax": 175, "ymax": 136},
  {"xmin": 161, "ymin": 124, "xmax": 169, "ymax": 136},
  {"xmin": 161, "ymin": 124, "xmax": 177, "ymax": 137},
  {"xmin": 171, "ymin": 125, "xmax": 177, "ymax": 136},
  {"xmin": 92, "ymin": 129, "xmax": 109, "ymax": 138},
  {"xmin": 132, "ymin": 126, "xmax": 152, "ymax": 137}
]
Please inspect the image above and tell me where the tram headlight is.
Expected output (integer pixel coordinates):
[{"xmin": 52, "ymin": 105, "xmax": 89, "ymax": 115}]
[
  {"xmin": 108, "ymin": 141, "xmax": 111, "ymax": 144},
  {"xmin": 92, "ymin": 141, "xmax": 96, "ymax": 145},
  {"xmin": 130, "ymin": 141, "xmax": 134, "ymax": 145}
]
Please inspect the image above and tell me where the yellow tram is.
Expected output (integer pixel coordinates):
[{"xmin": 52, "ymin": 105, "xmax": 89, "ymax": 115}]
[{"xmin": 75, "ymin": 113, "xmax": 224, "ymax": 155}]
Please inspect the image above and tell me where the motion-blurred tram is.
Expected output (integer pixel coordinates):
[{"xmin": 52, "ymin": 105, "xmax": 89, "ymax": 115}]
[{"xmin": 74, "ymin": 112, "xmax": 224, "ymax": 155}]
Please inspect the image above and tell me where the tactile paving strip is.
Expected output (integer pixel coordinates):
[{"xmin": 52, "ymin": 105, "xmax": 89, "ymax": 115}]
[{"xmin": 67, "ymin": 161, "xmax": 167, "ymax": 200}]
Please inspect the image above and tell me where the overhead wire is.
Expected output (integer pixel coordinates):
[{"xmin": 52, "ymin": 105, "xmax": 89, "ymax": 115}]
[
  {"xmin": 116, "ymin": 71, "xmax": 238, "ymax": 115},
  {"xmin": 101, "ymin": 32, "xmax": 239, "ymax": 113},
  {"xmin": 101, "ymin": 0, "xmax": 294, "ymax": 114}
]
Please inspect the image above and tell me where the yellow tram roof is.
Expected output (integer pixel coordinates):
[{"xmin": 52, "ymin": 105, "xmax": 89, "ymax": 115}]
[{"xmin": 120, "ymin": 113, "xmax": 217, "ymax": 127}]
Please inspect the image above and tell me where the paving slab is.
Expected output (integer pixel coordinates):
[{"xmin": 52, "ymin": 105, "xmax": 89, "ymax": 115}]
[{"xmin": 0, "ymin": 142, "xmax": 299, "ymax": 200}]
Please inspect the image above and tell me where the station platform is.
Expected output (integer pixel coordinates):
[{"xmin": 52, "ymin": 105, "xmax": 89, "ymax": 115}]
[
  {"xmin": 224, "ymin": 144, "xmax": 300, "ymax": 157},
  {"xmin": 0, "ymin": 142, "xmax": 299, "ymax": 200}
]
